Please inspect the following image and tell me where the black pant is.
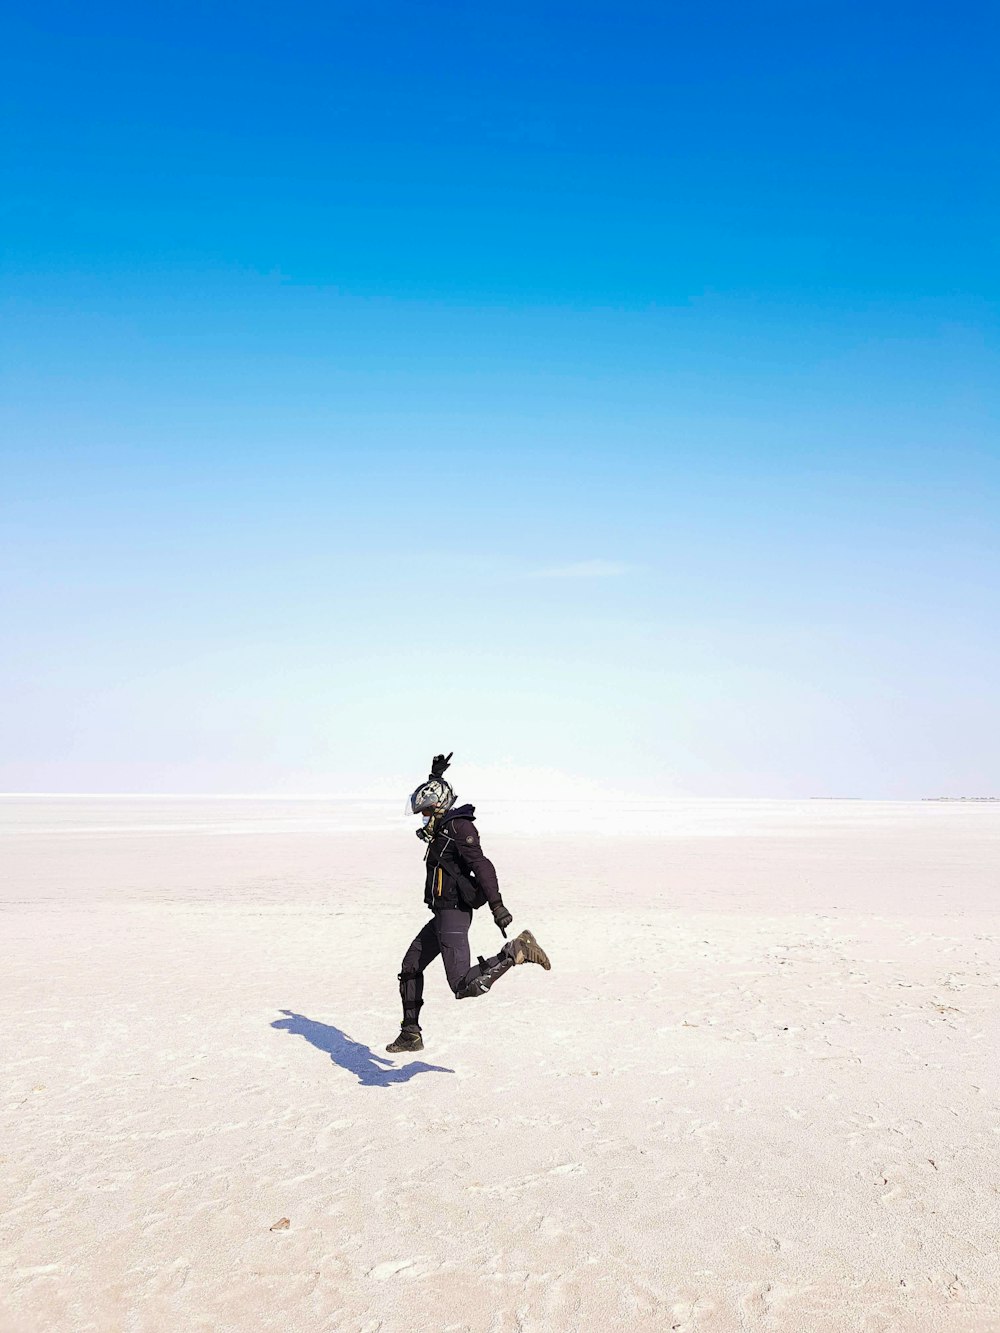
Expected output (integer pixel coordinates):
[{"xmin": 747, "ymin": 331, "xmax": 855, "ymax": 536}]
[{"xmin": 398, "ymin": 907, "xmax": 506, "ymax": 1027}]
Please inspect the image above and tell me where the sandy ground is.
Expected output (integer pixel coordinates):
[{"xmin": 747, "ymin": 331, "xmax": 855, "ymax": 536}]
[{"xmin": 1, "ymin": 795, "xmax": 999, "ymax": 1333}]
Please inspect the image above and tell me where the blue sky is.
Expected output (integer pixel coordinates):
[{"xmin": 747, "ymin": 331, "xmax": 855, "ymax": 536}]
[{"xmin": 2, "ymin": 1, "xmax": 998, "ymax": 796}]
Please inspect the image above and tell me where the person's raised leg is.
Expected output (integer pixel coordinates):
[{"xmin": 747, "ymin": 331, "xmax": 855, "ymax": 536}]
[
  {"xmin": 452, "ymin": 924, "xmax": 552, "ymax": 998},
  {"xmin": 436, "ymin": 905, "xmax": 520, "ymax": 999},
  {"xmin": 386, "ymin": 918, "xmax": 439, "ymax": 1052}
]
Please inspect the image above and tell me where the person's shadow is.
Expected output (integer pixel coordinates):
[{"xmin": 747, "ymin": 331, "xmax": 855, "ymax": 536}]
[{"xmin": 272, "ymin": 1010, "xmax": 453, "ymax": 1086}]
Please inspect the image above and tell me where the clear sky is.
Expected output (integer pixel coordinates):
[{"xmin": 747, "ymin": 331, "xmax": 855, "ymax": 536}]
[{"xmin": 2, "ymin": 1, "xmax": 998, "ymax": 797}]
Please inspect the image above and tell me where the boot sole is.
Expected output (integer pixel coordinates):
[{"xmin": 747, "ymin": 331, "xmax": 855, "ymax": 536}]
[{"xmin": 515, "ymin": 929, "xmax": 551, "ymax": 970}]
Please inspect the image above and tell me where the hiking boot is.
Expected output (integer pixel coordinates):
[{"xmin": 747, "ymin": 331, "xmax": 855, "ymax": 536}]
[
  {"xmin": 386, "ymin": 1025, "xmax": 424, "ymax": 1053},
  {"xmin": 506, "ymin": 929, "xmax": 551, "ymax": 970}
]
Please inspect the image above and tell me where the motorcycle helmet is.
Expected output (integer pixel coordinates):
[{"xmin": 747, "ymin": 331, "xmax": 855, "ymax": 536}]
[{"xmin": 406, "ymin": 776, "xmax": 455, "ymax": 817}]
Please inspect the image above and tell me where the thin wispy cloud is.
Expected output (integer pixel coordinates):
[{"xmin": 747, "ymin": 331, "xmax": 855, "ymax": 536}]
[{"xmin": 530, "ymin": 560, "xmax": 634, "ymax": 579}]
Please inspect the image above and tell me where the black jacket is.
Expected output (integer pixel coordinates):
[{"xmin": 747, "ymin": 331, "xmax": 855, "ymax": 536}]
[{"xmin": 423, "ymin": 804, "xmax": 502, "ymax": 911}]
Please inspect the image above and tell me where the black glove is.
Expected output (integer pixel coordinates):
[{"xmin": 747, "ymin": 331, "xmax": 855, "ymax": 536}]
[
  {"xmin": 430, "ymin": 752, "xmax": 453, "ymax": 778},
  {"xmin": 492, "ymin": 902, "xmax": 513, "ymax": 933}
]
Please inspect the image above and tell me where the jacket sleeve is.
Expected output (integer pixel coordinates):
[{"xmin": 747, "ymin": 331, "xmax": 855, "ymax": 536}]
[{"xmin": 450, "ymin": 819, "xmax": 502, "ymax": 907}]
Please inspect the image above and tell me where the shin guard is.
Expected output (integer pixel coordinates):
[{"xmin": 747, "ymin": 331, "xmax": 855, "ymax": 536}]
[
  {"xmin": 453, "ymin": 949, "xmax": 515, "ymax": 999},
  {"xmin": 398, "ymin": 969, "xmax": 424, "ymax": 1028}
]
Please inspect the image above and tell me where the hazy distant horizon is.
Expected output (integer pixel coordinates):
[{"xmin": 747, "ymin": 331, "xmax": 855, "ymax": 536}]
[{"xmin": 2, "ymin": 781, "xmax": 998, "ymax": 804}]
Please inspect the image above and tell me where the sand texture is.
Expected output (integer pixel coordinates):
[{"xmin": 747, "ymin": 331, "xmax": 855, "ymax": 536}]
[{"xmin": 1, "ymin": 796, "xmax": 999, "ymax": 1332}]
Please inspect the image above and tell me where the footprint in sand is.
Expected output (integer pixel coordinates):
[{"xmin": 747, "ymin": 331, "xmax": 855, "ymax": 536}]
[
  {"xmin": 368, "ymin": 1257, "xmax": 443, "ymax": 1281},
  {"xmin": 739, "ymin": 1280, "xmax": 798, "ymax": 1323},
  {"xmin": 668, "ymin": 1291, "xmax": 717, "ymax": 1329},
  {"xmin": 368, "ymin": 1258, "xmax": 419, "ymax": 1280}
]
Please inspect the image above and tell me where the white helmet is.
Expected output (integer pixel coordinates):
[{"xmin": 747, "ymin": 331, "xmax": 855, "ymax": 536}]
[{"xmin": 406, "ymin": 777, "xmax": 455, "ymax": 816}]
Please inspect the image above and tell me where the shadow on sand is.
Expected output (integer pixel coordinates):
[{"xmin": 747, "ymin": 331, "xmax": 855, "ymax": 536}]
[{"xmin": 271, "ymin": 1010, "xmax": 453, "ymax": 1086}]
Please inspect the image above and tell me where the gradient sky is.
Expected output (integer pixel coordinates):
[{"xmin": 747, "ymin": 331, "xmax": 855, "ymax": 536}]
[{"xmin": 2, "ymin": 1, "xmax": 998, "ymax": 797}]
